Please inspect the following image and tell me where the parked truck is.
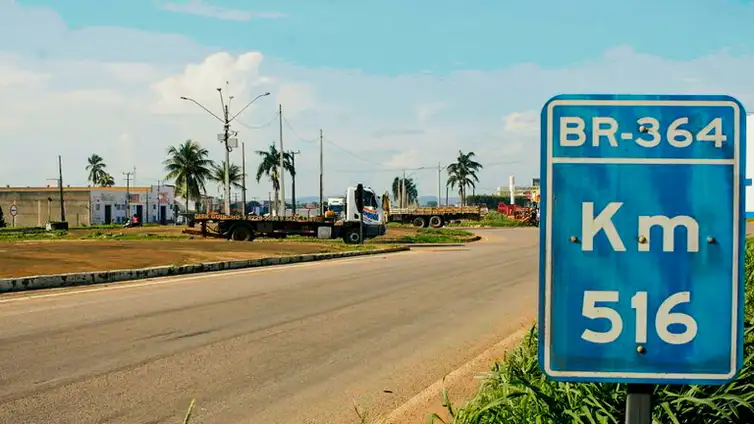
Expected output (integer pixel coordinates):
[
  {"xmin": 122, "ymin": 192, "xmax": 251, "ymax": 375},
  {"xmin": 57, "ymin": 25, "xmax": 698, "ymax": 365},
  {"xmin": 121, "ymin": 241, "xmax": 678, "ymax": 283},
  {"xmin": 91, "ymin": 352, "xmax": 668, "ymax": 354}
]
[
  {"xmin": 189, "ymin": 185, "xmax": 386, "ymax": 244},
  {"xmin": 387, "ymin": 204, "xmax": 483, "ymax": 228},
  {"xmin": 325, "ymin": 197, "xmax": 345, "ymax": 220}
]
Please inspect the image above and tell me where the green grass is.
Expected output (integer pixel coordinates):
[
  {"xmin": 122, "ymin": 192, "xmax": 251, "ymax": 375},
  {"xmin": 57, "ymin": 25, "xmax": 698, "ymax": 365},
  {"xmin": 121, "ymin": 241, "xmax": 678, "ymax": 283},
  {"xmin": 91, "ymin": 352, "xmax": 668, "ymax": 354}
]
[
  {"xmin": 0, "ymin": 230, "xmax": 189, "ymax": 241},
  {"xmin": 0, "ymin": 230, "xmax": 69, "ymax": 241},
  {"xmin": 435, "ymin": 241, "xmax": 754, "ymax": 424},
  {"xmin": 387, "ymin": 228, "xmax": 476, "ymax": 244},
  {"xmin": 449, "ymin": 211, "xmax": 530, "ymax": 228}
]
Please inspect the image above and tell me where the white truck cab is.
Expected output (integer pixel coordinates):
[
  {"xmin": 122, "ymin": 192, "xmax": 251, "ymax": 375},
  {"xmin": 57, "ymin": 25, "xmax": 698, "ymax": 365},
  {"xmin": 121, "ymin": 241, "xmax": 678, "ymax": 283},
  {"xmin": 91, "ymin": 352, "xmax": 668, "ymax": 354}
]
[{"xmin": 343, "ymin": 185, "xmax": 387, "ymax": 239}]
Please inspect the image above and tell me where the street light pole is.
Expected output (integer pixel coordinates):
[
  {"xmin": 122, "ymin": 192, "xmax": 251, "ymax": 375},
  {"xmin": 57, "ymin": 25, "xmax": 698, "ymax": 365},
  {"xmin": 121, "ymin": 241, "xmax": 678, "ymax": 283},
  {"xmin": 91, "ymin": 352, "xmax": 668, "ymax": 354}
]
[
  {"xmin": 289, "ymin": 150, "xmax": 301, "ymax": 216},
  {"xmin": 220, "ymin": 88, "xmax": 231, "ymax": 214},
  {"xmin": 180, "ymin": 90, "xmax": 270, "ymax": 216}
]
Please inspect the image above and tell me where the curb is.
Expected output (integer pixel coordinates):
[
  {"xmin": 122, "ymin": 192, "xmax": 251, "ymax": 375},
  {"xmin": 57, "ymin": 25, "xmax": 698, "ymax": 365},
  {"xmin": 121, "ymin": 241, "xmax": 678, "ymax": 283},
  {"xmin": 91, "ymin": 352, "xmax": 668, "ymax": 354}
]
[
  {"xmin": 0, "ymin": 246, "xmax": 410, "ymax": 294},
  {"xmin": 371, "ymin": 235, "xmax": 482, "ymax": 245}
]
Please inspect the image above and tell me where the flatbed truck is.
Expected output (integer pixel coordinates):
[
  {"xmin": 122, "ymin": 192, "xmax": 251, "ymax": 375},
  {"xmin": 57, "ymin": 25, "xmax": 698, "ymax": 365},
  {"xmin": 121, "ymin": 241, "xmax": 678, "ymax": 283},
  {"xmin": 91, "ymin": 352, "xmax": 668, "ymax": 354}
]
[
  {"xmin": 189, "ymin": 185, "xmax": 387, "ymax": 244},
  {"xmin": 387, "ymin": 205, "xmax": 483, "ymax": 228}
]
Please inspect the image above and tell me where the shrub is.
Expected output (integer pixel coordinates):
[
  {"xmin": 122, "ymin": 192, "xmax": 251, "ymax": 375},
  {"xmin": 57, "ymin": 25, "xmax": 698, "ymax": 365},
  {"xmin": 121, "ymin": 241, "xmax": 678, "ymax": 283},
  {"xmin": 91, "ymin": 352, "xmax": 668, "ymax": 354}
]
[{"xmin": 443, "ymin": 241, "xmax": 754, "ymax": 424}]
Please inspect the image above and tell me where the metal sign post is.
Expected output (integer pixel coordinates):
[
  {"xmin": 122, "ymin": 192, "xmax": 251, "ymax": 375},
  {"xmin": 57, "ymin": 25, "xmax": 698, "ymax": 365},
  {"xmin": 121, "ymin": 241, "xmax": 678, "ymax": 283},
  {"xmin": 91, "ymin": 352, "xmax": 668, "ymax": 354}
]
[
  {"xmin": 538, "ymin": 94, "xmax": 746, "ymax": 423},
  {"xmin": 356, "ymin": 184, "xmax": 364, "ymax": 244},
  {"xmin": 9, "ymin": 204, "xmax": 17, "ymax": 227}
]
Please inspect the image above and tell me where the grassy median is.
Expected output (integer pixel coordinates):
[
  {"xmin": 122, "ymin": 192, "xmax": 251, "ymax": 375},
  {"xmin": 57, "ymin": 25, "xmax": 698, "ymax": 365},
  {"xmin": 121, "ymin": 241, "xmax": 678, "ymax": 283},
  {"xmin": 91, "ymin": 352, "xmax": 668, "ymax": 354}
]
[
  {"xmin": 435, "ymin": 241, "xmax": 754, "ymax": 424},
  {"xmin": 448, "ymin": 211, "xmax": 530, "ymax": 228}
]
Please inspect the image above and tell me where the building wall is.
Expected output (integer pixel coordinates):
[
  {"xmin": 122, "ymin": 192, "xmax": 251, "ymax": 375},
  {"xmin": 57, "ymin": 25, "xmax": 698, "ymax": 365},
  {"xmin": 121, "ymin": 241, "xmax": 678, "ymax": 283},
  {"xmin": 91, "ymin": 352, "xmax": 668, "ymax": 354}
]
[
  {"xmin": 90, "ymin": 186, "xmax": 176, "ymax": 225},
  {"xmin": 0, "ymin": 186, "xmax": 177, "ymax": 227},
  {"xmin": 0, "ymin": 188, "xmax": 91, "ymax": 227}
]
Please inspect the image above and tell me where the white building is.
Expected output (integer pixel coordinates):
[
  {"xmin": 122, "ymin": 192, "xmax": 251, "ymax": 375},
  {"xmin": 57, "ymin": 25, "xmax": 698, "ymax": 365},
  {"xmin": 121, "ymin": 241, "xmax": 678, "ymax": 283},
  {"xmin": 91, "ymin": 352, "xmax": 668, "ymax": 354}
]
[{"xmin": 90, "ymin": 185, "xmax": 177, "ymax": 225}]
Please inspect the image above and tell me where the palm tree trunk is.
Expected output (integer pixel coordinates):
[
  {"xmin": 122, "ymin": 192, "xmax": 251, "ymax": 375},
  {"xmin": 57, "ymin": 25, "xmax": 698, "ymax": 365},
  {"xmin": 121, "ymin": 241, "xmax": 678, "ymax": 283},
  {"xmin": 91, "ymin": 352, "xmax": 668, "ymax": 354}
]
[{"xmin": 273, "ymin": 188, "xmax": 279, "ymax": 216}]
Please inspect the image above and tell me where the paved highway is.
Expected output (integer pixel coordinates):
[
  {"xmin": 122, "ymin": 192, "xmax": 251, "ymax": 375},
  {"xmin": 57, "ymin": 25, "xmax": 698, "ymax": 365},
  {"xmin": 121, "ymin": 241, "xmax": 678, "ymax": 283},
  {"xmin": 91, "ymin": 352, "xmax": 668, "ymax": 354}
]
[{"xmin": 0, "ymin": 229, "xmax": 538, "ymax": 424}]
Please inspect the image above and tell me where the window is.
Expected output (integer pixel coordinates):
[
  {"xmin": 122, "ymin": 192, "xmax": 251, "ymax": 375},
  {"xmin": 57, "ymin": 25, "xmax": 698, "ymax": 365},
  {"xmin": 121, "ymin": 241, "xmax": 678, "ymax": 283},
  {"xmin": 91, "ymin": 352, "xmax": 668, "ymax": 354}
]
[{"xmin": 363, "ymin": 191, "xmax": 378, "ymax": 208}]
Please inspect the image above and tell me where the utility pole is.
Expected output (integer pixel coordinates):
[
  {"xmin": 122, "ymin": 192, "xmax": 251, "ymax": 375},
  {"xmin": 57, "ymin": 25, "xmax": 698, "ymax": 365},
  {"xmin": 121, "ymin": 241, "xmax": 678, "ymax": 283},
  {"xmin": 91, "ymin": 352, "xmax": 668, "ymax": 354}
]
[
  {"xmin": 221, "ymin": 91, "xmax": 231, "ymax": 215},
  {"xmin": 402, "ymin": 170, "xmax": 406, "ymax": 208},
  {"xmin": 290, "ymin": 150, "xmax": 301, "ymax": 216},
  {"xmin": 319, "ymin": 129, "xmax": 324, "ymax": 215},
  {"xmin": 146, "ymin": 185, "xmax": 150, "ymax": 224},
  {"xmin": 437, "ymin": 162, "xmax": 442, "ymax": 206},
  {"xmin": 278, "ymin": 104, "xmax": 286, "ymax": 217},
  {"xmin": 241, "ymin": 142, "xmax": 247, "ymax": 216},
  {"xmin": 58, "ymin": 155, "xmax": 66, "ymax": 222},
  {"xmin": 157, "ymin": 180, "xmax": 162, "ymax": 224},
  {"xmin": 123, "ymin": 171, "xmax": 133, "ymax": 218},
  {"xmin": 179, "ymin": 89, "xmax": 270, "ymax": 215}
]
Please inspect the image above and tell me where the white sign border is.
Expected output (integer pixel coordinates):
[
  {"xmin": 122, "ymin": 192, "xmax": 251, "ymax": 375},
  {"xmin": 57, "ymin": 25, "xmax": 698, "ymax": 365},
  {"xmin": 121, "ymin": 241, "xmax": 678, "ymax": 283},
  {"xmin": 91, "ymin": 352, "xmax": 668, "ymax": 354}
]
[{"xmin": 543, "ymin": 99, "xmax": 741, "ymax": 381}]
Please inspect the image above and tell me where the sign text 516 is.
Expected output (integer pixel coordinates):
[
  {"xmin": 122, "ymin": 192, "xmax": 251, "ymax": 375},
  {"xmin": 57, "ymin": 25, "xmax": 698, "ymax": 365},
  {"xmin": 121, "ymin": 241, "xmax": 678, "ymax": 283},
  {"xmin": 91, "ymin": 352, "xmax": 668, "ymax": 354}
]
[{"xmin": 582, "ymin": 290, "xmax": 698, "ymax": 345}]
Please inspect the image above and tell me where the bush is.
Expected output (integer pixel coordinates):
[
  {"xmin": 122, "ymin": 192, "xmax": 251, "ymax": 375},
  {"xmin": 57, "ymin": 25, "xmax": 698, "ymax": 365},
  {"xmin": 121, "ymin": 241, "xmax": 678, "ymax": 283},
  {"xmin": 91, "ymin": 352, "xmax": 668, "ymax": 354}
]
[
  {"xmin": 451, "ymin": 211, "xmax": 528, "ymax": 228},
  {"xmin": 0, "ymin": 206, "xmax": 5, "ymax": 228},
  {"xmin": 444, "ymin": 241, "xmax": 754, "ymax": 424}
]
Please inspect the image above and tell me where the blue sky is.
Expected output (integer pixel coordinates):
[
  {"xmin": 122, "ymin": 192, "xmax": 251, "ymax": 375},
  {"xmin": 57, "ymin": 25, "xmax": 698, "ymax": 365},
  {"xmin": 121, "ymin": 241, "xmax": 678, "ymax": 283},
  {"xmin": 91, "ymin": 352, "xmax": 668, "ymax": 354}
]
[
  {"xmin": 1, "ymin": 0, "xmax": 754, "ymax": 199},
  {"xmin": 17, "ymin": 0, "xmax": 754, "ymax": 73}
]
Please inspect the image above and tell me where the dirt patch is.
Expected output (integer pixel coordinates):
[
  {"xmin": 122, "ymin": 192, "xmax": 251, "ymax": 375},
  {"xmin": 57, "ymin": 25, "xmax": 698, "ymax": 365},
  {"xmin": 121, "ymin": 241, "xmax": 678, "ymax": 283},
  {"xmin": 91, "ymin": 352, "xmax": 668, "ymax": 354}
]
[{"xmin": 0, "ymin": 238, "xmax": 364, "ymax": 278}]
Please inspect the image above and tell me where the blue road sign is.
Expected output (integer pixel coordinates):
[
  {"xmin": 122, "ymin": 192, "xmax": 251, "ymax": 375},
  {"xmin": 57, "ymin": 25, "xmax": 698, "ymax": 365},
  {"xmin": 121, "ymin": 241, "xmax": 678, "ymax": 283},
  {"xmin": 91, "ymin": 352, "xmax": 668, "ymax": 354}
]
[{"xmin": 538, "ymin": 94, "xmax": 747, "ymax": 385}]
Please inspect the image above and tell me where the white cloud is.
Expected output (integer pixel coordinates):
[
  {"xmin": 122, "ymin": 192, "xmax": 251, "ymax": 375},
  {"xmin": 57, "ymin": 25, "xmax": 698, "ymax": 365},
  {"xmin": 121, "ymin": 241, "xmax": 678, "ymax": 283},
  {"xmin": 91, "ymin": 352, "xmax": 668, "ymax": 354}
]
[
  {"xmin": 503, "ymin": 111, "xmax": 538, "ymax": 135},
  {"xmin": 1, "ymin": 2, "xmax": 754, "ymax": 201},
  {"xmin": 159, "ymin": 0, "xmax": 285, "ymax": 21},
  {"xmin": 415, "ymin": 102, "xmax": 447, "ymax": 125}
]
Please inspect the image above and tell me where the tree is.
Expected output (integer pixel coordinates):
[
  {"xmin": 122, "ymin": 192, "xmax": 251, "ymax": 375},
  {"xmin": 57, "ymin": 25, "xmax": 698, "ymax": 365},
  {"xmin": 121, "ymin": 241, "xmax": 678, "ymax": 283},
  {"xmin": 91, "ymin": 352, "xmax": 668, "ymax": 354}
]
[
  {"xmin": 392, "ymin": 176, "xmax": 418, "ymax": 207},
  {"xmin": 86, "ymin": 154, "xmax": 108, "ymax": 186},
  {"xmin": 446, "ymin": 150, "xmax": 483, "ymax": 206},
  {"xmin": 0, "ymin": 206, "xmax": 5, "ymax": 228},
  {"xmin": 209, "ymin": 161, "xmax": 244, "ymax": 192},
  {"xmin": 163, "ymin": 139, "xmax": 213, "ymax": 213},
  {"xmin": 255, "ymin": 143, "xmax": 294, "ymax": 214},
  {"xmin": 101, "ymin": 173, "xmax": 115, "ymax": 187}
]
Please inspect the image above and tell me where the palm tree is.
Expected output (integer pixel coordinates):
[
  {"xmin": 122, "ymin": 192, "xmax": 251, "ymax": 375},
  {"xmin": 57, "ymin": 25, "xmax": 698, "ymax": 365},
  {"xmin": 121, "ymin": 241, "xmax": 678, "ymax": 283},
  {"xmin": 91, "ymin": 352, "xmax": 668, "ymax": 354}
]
[
  {"xmin": 392, "ymin": 176, "xmax": 419, "ymax": 207},
  {"xmin": 209, "ymin": 161, "xmax": 244, "ymax": 193},
  {"xmin": 255, "ymin": 143, "xmax": 294, "ymax": 214},
  {"xmin": 100, "ymin": 173, "xmax": 115, "ymax": 187},
  {"xmin": 446, "ymin": 150, "xmax": 483, "ymax": 205},
  {"xmin": 86, "ymin": 154, "xmax": 107, "ymax": 186},
  {"xmin": 163, "ymin": 139, "xmax": 213, "ymax": 213}
]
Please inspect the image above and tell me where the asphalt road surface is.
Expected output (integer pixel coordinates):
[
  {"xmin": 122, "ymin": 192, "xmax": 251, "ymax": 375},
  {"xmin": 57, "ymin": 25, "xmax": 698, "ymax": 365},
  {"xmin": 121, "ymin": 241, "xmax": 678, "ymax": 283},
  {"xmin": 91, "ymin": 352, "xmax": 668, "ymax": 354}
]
[{"xmin": 0, "ymin": 229, "xmax": 538, "ymax": 424}]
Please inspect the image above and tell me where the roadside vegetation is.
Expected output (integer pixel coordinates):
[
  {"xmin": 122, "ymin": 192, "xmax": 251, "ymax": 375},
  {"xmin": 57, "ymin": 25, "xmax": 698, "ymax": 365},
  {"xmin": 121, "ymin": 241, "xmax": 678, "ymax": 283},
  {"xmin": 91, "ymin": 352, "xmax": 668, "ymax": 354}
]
[
  {"xmin": 434, "ymin": 240, "xmax": 754, "ymax": 424},
  {"xmin": 449, "ymin": 211, "xmax": 529, "ymax": 228},
  {"xmin": 380, "ymin": 228, "xmax": 477, "ymax": 244}
]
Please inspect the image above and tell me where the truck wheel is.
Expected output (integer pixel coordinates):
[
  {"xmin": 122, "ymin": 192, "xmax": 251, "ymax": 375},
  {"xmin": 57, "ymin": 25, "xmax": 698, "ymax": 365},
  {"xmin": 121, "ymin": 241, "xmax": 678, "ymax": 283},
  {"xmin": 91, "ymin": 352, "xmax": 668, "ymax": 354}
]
[
  {"xmin": 343, "ymin": 229, "xmax": 361, "ymax": 244},
  {"xmin": 429, "ymin": 215, "xmax": 443, "ymax": 228},
  {"xmin": 412, "ymin": 217, "xmax": 426, "ymax": 228},
  {"xmin": 230, "ymin": 225, "xmax": 254, "ymax": 241}
]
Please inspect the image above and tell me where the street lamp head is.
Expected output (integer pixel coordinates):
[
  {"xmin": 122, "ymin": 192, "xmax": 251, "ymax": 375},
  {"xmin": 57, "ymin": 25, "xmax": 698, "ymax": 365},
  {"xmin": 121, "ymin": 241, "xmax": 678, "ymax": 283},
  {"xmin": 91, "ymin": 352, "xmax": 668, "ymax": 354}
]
[
  {"xmin": 263, "ymin": 92, "xmax": 270, "ymax": 96},
  {"xmin": 216, "ymin": 87, "xmax": 222, "ymax": 92},
  {"xmin": 179, "ymin": 96, "xmax": 188, "ymax": 100}
]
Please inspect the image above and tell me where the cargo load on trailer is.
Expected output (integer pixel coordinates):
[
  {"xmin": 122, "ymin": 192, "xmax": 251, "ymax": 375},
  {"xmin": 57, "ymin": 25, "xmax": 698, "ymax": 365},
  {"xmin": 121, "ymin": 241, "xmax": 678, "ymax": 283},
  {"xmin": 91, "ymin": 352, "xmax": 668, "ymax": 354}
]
[
  {"xmin": 386, "ymin": 199, "xmax": 483, "ymax": 228},
  {"xmin": 187, "ymin": 184, "xmax": 386, "ymax": 244}
]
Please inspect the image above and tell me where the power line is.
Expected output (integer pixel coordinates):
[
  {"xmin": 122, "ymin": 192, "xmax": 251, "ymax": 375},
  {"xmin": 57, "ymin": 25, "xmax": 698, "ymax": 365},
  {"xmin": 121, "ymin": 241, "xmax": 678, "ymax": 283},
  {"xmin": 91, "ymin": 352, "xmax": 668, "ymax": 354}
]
[
  {"xmin": 282, "ymin": 116, "xmax": 317, "ymax": 144},
  {"xmin": 281, "ymin": 116, "xmax": 527, "ymax": 174},
  {"xmin": 235, "ymin": 113, "xmax": 278, "ymax": 130},
  {"xmin": 282, "ymin": 117, "xmax": 395, "ymax": 169},
  {"xmin": 325, "ymin": 160, "xmax": 524, "ymax": 174}
]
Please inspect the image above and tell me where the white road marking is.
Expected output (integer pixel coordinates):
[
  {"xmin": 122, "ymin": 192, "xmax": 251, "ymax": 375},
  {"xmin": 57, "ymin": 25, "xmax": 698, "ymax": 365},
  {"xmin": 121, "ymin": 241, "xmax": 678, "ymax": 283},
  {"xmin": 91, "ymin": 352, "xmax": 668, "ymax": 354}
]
[{"xmin": 0, "ymin": 251, "xmax": 415, "ymax": 306}]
